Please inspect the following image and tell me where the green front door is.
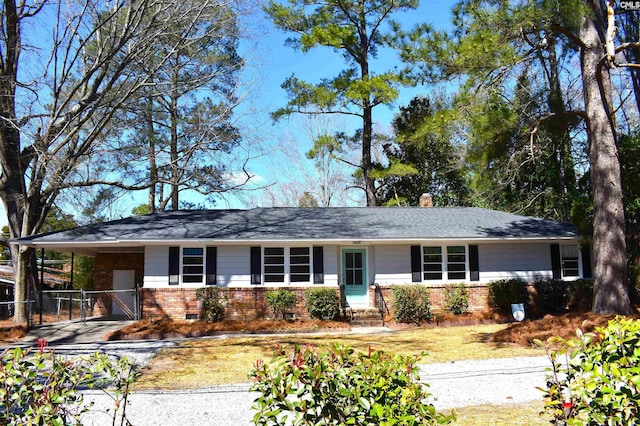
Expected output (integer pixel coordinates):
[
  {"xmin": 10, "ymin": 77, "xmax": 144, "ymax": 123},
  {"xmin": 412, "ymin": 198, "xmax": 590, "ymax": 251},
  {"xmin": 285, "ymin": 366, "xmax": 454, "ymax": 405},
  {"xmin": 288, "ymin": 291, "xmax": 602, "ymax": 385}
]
[{"xmin": 342, "ymin": 248, "xmax": 368, "ymax": 308}]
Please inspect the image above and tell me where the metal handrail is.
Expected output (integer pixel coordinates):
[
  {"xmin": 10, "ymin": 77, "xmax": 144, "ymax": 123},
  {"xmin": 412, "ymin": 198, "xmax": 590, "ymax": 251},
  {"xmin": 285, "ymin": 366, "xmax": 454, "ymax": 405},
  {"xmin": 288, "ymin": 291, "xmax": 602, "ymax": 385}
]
[{"xmin": 373, "ymin": 283, "xmax": 390, "ymax": 324}]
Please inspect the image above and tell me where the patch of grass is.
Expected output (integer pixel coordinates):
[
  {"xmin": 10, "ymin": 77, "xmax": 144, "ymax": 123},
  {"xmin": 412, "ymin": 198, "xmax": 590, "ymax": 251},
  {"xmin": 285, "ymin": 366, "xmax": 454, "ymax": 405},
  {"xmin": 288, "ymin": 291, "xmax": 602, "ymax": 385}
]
[
  {"xmin": 455, "ymin": 401, "xmax": 550, "ymax": 425},
  {"xmin": 135, "ymin": 323, "xmax": 542, "ymax": 390}
]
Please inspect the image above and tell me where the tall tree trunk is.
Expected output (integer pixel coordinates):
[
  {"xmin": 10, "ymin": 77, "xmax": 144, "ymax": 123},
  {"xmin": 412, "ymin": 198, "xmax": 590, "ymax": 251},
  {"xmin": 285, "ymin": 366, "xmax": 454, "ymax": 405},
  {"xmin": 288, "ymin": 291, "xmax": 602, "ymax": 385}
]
[
  {"xmin": 170, "ymin": 89, "xmax": 180, "ymax": 210},
  {"xmin": 362, "ymin": 102, "xmax": 376, "ymax": 206},
  {"xmin": 358, "ymin": 9, "xmax": 376, "ymax": 207},
  {"xmin": 145, "ymin": 96, "xmax": 158, "ymax": 213},
  {"xmin": 546, "ymin": 38, "xmax": 575, "ymax": 222},
  {"xmin": 0, "ymin": 0, "xmax": 29, "ymax": 323},
  {"xmin": 579, "ymin": 7, "xmax": 631, "ymax": 315}
]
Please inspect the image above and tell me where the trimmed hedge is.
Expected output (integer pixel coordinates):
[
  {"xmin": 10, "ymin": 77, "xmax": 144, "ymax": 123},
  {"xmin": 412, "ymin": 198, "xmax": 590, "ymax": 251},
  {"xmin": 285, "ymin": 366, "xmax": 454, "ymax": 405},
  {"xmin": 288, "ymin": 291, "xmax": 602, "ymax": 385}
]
[
  {"xmin": 265, "ymin": 289, "xmax": 297, "ymax": 320},
  {"xmin": 391, "ymin": 284, "xmax": 432, "ymax": 325},
  {"xmin": 443, "ymin": 283, "xmax": 469, "ymax": 315},
  {"xmin": 196, "ymin": 287, "xmax": 226, "ymax": 322},
  {"xmin": 533, "ymin": 279, "xmax": 570, "ymax": 314},
  {"xmin": 305, "ymin": 288, "xmax": 340, "ymax": 320},
  {"xmin": 487, "ymin": 278, "xmax": 529, "ymax": 317}
]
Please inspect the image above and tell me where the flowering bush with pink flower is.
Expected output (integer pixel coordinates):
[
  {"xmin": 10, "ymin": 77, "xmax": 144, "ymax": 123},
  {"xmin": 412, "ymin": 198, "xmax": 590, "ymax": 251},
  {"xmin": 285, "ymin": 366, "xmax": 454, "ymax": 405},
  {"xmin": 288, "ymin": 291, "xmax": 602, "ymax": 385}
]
[
  {"xmin": 249, "ymin": 343, "xmax": 454, "ymax": 425},
  {"xmin": 0, "ymin": 341, "xmax": 139, "ymax": 425}
]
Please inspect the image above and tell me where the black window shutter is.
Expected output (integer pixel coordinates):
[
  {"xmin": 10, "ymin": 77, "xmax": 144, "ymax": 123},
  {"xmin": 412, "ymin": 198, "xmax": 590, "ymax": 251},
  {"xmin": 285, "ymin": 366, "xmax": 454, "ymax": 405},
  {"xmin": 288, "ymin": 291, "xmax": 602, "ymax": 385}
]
[
  {"xmin": 410, "ymin": 245, "xmax": 421, "ymax": 283},
  {"xmin": 313, "ymin": 246, "xmax": 324, "ymax": 284},
  {"xmin": 206, "ymin": 247, "xmax": 217, "ymax": 285},
  {"xmin": 551, "ymin": 244, "xmax": 562, "ymax": 280},
  {"xmin": 581, "ymin": 245, "xmax": 593, "ymax": 279},
  {"xmin": 469, "ymin": 245, "xmax": 479, "ymax": 282},
  {"xmin": 169, "ymin": 246, "xmax": 179, "ymax": 285},
  {"xmin": 250, "ymin": 246, "xmax": 261, "ymax": 285}
]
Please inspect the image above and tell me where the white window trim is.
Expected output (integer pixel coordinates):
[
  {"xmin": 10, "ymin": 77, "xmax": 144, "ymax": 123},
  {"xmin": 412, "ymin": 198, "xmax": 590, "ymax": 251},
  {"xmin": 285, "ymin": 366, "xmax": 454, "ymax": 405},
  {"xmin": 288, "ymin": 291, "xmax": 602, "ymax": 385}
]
[
  {"xmin": 421, "ymin": 244, "xmax": 469, "ymax": 283},
  {"xmin": 560, "ymin": 244, "xmax": 582, "ymax": 280},
  {"xmin": 262, "ymin": 246, "xmax": 313, "ymax": 285},
  {"xmin": 180, "ymin": 245, "xmax": 206, "ymax": 287}
]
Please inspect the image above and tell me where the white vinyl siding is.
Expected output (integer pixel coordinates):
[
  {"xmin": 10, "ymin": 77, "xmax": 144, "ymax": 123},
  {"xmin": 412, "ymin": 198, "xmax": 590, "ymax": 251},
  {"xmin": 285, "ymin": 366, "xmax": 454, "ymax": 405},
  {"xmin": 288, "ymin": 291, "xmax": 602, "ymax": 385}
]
[
  {"xmin": 142, "ymin": 241, "xmax": 574, "ymax": 289},
  {"xmin": 373, "ymin": 243, "xmax": 561, "ymax": 285},
  {"xmin": 323, "ymin": 245, "xmax": 339, "ymax": 286},
  {"xmin": 144, "ymin": 246, "xmax": 171, "ymax": 287},
  {"xmin": 479, "ymin": 243, "xmax": 552, "ymax": 282},
  {"xmin": 217, "ymin": 246, "xmax": 251, "ymax": 287},
  {"xmin": 373, "ymin": 245, "xmax": 411, "ymax": 284}
]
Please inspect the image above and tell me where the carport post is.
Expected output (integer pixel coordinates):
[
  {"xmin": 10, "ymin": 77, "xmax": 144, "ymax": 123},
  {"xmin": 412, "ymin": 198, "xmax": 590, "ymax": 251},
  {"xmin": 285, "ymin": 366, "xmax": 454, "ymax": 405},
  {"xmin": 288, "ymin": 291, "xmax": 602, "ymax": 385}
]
[
  {"xmin": 135, "ymin": 285, "xmax": 140, "ymax": 320},
  {"xmin": 69, "ymin": 253, "xmax": 74, "ymax": 321},
  {"xmin": 40, "ymin": 248, "xmax": 44, "ymax": 325},
  {"xmin": 81, "ymin": 289, "xmax": 85, "ymax": 324}
]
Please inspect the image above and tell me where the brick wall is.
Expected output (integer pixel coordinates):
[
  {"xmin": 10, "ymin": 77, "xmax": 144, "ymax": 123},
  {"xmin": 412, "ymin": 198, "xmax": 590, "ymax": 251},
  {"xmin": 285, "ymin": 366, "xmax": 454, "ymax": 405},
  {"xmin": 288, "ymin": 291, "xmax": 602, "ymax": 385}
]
[
  {"xmin": 142, "ymin": 283, "xmax": 509, "ymax": 321},
  {"xmin": 373, "ymin": 284, "xmax": 493, "ymax": 314},
  {"xmin": 94, "ymin": 252, "xmax": 144, "ymax": 315},
  {"xmin": 141, "ymin": 287, "xmax": 315, "ymax": 321}
]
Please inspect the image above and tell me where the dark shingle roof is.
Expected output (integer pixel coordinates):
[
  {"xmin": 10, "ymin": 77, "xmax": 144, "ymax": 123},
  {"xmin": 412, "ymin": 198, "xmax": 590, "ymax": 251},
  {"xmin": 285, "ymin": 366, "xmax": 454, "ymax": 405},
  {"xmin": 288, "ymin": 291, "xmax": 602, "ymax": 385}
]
[{"xmin": 16, "ymin": 207, "xmax": 578, "ymax": 245}]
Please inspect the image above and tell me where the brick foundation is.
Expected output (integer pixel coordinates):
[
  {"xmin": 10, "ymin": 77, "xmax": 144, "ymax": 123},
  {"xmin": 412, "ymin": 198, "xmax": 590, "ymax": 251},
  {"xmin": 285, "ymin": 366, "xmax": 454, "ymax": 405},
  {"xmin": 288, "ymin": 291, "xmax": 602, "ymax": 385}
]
[
  {"xmin": 141, "ymin": 287, "xmax": 316, "ymax": 321},
  {"xmin": 372, "ymin": 284, "xmax": 493, "ymax": 315},
  {"xmin": 140, "ymin": 283, "xmax": 521, "ymax": 321}
]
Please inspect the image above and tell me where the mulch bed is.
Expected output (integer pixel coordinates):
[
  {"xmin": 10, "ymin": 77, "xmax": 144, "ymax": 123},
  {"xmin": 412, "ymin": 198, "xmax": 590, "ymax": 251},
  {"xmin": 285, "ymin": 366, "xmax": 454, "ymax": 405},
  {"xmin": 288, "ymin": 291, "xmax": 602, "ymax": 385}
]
[
  {"xmin": 0, "ymin": 324, "xmax": 27, "ymax": 344},
  {"xmin": 106, "ymin": 318, "xmax": 351, "ymax": 341},
  {"xmin": 491, "ymin": 312, "xmax": 623, "ymax": 347}
]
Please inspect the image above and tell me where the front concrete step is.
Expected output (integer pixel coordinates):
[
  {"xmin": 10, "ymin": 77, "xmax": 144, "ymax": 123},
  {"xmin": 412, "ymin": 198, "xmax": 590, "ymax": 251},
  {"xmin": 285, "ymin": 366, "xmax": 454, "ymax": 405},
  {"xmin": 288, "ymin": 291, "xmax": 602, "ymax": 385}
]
[{"xmin": 349, "ymin": 308, "xmax": 384, "ymax": 327}]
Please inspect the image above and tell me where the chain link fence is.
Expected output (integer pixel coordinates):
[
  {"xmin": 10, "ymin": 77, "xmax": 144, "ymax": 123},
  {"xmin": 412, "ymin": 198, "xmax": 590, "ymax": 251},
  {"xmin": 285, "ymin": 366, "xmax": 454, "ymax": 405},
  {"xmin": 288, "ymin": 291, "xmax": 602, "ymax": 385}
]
[
  {"xmin": 7, "ymin": 289, "xmax": 141, "ymax": 325},
  {"xmin": 0, "ymin": 301, "xmax": 15, "ymax": 320}
]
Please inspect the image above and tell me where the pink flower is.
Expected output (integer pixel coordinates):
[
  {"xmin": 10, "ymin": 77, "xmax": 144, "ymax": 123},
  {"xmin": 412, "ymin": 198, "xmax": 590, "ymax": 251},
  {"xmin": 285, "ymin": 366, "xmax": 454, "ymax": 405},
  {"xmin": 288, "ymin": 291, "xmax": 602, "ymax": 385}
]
[{"xmin": 37, "ymin": 338, "xmax": 48, "ymax": 354}]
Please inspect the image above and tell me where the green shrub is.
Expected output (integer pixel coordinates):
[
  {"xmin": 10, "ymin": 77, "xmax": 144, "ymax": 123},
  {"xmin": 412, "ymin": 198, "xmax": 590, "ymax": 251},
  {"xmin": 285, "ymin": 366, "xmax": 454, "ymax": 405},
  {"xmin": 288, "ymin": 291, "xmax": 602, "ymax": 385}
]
[
  {"xmin": 0, "ymin": 345, "xmax": 139, "ymax": 425},
  {"xmin": 539, "ymin": 317, "xmax": 640, "ymax": 425},
  {"xmin": 249, "ymin": 343, "xmax": 454, "ymax": 425},
  {"xmin": 567, "ymin": 279, "xmax": 594, "ymax": 311},
  {"xmin": 305, "ymin": 288, "xmax": 339, "ymax": 320},
  {"xmin": 196, "ymin": 287, "xmax": 227, "ymax": 322},
  {"xmin": 533, "ymin": 279, "xmax": 570, "ymax": 314},
  {"xmin": 443, "ymin": 283, "xmax": 469, "ymax": 315},
  {"xmin": 265, "ymin": 288, "xmax": 297, "ymax": 320},
  {"xmin": 487, "ymin": 279, "xmax": 529, "ymax": 316},
  {"xmin": 391, "ymin": 284, "xmax": 432, "ymax": 325}
]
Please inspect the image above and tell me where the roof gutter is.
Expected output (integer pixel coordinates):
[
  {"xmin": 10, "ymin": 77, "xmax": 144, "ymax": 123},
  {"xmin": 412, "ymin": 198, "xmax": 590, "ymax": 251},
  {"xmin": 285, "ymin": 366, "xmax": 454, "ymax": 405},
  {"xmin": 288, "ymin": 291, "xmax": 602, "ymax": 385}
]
[{"xmin": 15, "ymin": 235, "xmax": 580, "ymax": 248}]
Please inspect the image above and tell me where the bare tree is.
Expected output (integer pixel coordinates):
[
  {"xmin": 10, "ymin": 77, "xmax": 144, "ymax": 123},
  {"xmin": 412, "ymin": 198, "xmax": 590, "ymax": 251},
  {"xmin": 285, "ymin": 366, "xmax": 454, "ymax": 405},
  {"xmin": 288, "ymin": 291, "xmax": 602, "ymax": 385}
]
[
  {"xmin": 110, "ymin": 0, "xmax": 247, "ymax": 212},
  {"xmin": 247, "ymin": 115, "xmax": 360, "ymax": 207},
  {"xmin": 0, "ymin": 0, "xmax": 244, "ymax": 323}
]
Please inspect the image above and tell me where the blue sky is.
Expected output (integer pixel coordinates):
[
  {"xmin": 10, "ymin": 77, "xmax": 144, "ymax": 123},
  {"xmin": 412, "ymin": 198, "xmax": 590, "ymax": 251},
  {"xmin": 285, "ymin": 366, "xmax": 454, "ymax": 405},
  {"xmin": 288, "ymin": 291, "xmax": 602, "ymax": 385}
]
[{"xmin": 216, "ymin": 0, "xmax": 458, "ymax": 209}]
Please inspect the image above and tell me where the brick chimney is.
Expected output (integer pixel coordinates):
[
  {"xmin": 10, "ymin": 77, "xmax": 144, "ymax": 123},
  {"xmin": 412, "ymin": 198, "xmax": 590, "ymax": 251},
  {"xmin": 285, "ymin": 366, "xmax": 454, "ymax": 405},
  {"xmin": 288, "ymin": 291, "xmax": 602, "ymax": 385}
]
[{"xmin": 419, "ymin": 193, "xmax": 433, "ymax": 207}]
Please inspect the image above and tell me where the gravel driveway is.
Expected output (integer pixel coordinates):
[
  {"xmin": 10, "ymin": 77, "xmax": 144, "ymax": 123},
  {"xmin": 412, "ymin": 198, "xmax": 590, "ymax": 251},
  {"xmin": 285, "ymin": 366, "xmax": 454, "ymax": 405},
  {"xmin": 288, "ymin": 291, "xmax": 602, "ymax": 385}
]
[
  {"xmin": 79, "ymin": 355, "xmax": 551, "ymax": 425},
  {"xmin": 14, "ymin": 324, "xmax": 553, "ymax": 425}
]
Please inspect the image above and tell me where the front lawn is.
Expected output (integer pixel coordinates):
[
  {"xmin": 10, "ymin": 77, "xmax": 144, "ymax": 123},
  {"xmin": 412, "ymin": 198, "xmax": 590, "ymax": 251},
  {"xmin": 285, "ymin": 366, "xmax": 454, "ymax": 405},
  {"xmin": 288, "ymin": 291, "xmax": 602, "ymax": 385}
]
[
  {"xmin": 134, "ymin": 322, "xmax": 543, "ymax": 389},
  {"xmin": 132, "ymin": 311, "xmax": 626, "ymax": 390}
]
